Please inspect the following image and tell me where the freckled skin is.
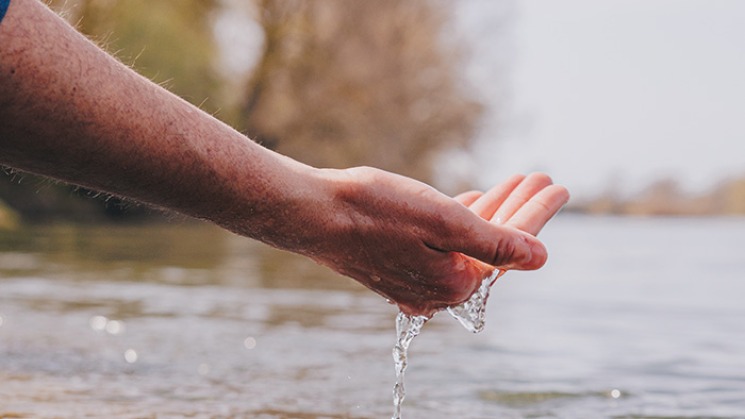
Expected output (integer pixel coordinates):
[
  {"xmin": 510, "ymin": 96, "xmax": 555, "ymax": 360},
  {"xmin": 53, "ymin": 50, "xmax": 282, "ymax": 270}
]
[{"xmin": 0, "ymin": 0, "xmax": 568, "ymax": 317}]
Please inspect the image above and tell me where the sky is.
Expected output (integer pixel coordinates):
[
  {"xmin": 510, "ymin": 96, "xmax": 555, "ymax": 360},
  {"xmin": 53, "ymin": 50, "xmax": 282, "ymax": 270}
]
[{"xmin": 458, "ymin": 0, "xmax": 745, "ymax": 199}]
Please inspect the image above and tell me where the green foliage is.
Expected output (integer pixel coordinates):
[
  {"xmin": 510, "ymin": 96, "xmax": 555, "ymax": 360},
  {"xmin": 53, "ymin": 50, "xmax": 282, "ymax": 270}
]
[
  {"xmin": 1, "ymin": 0, "xmax": 225, "ymax": 222},
  {"xmin": 49, "ymin": 0, "xmax": 222, "ymax": 113}
]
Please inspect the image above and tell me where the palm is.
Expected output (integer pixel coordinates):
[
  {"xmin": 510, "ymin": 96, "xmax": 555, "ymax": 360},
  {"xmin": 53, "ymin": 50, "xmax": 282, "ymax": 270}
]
[
  {"xmin": 455, "ymin": 173, "xmax": 569, "ymax": 237},
  {"xmin": 445, "ymin": 173, "xmax": 569, "ymax": 302},
  {"xmin": 312, "ymin": 170, "xmax": 568, "ymax": 317}
]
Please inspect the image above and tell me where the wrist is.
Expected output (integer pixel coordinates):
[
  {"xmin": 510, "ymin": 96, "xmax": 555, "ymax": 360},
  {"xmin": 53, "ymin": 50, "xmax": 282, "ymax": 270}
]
[{"xmin": 211, "ymin": 150, "xmax": 341, "ymax": 253}]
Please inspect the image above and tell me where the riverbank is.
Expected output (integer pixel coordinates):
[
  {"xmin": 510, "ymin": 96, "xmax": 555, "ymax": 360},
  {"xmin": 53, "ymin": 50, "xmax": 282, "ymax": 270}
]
[{"xmin": 567, "ymin": 176, "xmax": 745, "ymax": 216}]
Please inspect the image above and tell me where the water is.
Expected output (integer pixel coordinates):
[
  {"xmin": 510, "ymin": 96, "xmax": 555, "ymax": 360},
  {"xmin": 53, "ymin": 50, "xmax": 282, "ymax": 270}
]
[
  {"xmin": 392, "ymin": 312, "xmax": 427, "ymax": 419},
  {"xmin": 1, "ymin": 216, "xmax": 745, "ymax": 418},
  {"xmin": 393, "ymin": 269, "xmax": 502, "ymax": 418},
  {"xmin": 447, "ymin": 269, "xmax": 504, "ymax": 333}
]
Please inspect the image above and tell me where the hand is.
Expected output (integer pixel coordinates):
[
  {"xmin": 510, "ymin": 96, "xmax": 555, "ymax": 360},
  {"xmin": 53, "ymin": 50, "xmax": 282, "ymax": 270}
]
[
  {"xmin": 455, "ymin": 172, "xmax": 570, "ymax": 235},
  {"xmin": 294, "ymin": 168, "xmax": 568, "ymax": 317}
]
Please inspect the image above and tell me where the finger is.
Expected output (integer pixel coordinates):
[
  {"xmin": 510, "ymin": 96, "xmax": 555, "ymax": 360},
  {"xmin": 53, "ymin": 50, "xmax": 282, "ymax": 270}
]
[
  {"xmin": 468, "ymin": 174, "xmax": 526, "ymax": 220},
  {"xmin": 453, "ymin": 190, "xmax": 483, "ymax": 206},
  {"xmin": 504, "ymin": 184, "xmax": 570, "ymax": 236},
  {"xmin": 427, "ymin": 205, "xmax": 548, "ymax": 271},
  {"xmin": 491, "ymin": 172, "xmax": 554, "ymax": 224}
]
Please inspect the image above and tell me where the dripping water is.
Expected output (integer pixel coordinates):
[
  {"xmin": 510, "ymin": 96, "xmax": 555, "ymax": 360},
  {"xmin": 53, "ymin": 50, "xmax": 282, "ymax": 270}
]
[
  {"xmin": 391, "ymin": 312, "xmax": 428, "ymax": 419},
  {"xmin": 447, "ymin": 269, "xmax": 504, "ymax": 333},
  {"xmin": 391, "ymin": 269, "xmax": 503, "ymax": 418}
]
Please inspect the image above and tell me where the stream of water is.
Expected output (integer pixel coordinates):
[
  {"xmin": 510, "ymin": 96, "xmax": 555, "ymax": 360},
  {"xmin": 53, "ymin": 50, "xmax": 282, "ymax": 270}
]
[{"xmin": 392, "ymin": 269, "xmax": 503, "ymax": 418}]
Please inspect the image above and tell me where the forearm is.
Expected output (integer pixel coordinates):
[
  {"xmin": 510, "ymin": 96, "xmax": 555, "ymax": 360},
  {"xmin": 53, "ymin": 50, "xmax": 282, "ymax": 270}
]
[{"xmin": 0, "ymin": 0, "xmax": 321, "ymax": 240}]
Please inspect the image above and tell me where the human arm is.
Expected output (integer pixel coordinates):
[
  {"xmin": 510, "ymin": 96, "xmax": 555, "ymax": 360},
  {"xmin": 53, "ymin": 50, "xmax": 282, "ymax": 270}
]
[{"xmin": 0, "ymin": 0, "xmax": 565, "ymax": 317}]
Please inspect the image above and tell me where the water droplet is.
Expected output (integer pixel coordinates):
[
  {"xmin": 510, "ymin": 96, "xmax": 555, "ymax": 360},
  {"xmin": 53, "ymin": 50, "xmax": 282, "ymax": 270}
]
[
  {"xmin": 371, "ymin": 275, "xmax": 381, "ymax": 282},
  {"xmin": 610, "ymin": 389, "xmax": 622, "ymax": 399},
  {"xmin": 124, "ymin": 349, "xmax": 138, "ymax": 363},
  {"xmin": 89, "ymin": 315, "xmax": 108, "ymax": 331},
  {"xmin": 244, "ymin": 336, "xmax": 257, "ymax": 350},
  {"xmin": 105, "ymin": 320, "xmax": 125, "ymax": 335},
  {"xmin": 446, "ymin": 269, "xmax": 501, "ymax": 333}
]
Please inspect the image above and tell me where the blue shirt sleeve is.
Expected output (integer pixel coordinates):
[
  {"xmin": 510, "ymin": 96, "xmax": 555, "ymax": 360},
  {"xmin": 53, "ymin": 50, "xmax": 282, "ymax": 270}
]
[{"xmin": 0, "ymin": 0, "xmax": 10, "ymax": 26}]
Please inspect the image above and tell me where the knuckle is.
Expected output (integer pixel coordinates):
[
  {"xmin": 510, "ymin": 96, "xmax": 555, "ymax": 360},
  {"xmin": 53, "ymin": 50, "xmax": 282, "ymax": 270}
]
[{"xmin": 491, "ymin": 237, "xmax": 518, "ymax": 267}]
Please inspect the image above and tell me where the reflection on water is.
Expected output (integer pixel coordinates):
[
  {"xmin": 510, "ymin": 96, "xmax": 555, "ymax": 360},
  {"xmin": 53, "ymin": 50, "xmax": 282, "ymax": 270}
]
[{"xmin": 1, "ymin": 216, "xmax": 745, "ymax": 418}]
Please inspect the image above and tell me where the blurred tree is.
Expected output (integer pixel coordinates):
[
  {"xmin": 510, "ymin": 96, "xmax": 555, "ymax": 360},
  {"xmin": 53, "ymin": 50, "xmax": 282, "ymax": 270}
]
[
  {"xmin": 720, "ymin": 177, "xmax": 745, "ymax": 214},
  {"xmin": 3, "ymin": 0, "xmax": 485, "ymax": 221},
  {"xmin": 47, "ymin": 0, "xmax": 222, "ymax": 113},
  {"xmin": 240, "ymin": 0, "xmax": 483, "ymax": 184},
  {"xmin": 623, "ymin": 178, "xmax": 688, "ymax": 216}
]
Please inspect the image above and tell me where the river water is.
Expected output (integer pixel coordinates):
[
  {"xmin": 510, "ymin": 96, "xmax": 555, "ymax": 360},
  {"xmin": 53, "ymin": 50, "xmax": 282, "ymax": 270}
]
[{"xmin": 1, "ymin": 215, "xmax": 744, "ymax": 418}]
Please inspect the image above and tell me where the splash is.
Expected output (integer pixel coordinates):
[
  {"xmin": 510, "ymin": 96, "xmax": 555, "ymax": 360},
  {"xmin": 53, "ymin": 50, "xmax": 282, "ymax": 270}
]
[
  {"xmin": 391, "ymin": 269, "xmax": 503, "ymax": 418},
  {"xmin": 447, "ymin": 269, "xmax": 504, "ymax": 333}
]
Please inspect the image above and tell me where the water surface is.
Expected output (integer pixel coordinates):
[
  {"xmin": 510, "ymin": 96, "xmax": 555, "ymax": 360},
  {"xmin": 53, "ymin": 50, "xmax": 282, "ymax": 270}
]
[{"xmin": 1, "ymin": 216, "xmax": 744, "ymax": 418}]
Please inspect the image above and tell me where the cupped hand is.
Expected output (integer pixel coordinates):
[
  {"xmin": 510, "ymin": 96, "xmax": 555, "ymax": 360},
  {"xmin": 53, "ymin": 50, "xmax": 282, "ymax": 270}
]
[
  {"xmin": 455, "ymin": 172, "xmax": 570, "ymax": 235},
  {"xmin": 302, "ymin": 168, "xmax": 568, "ymax": 317}
]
